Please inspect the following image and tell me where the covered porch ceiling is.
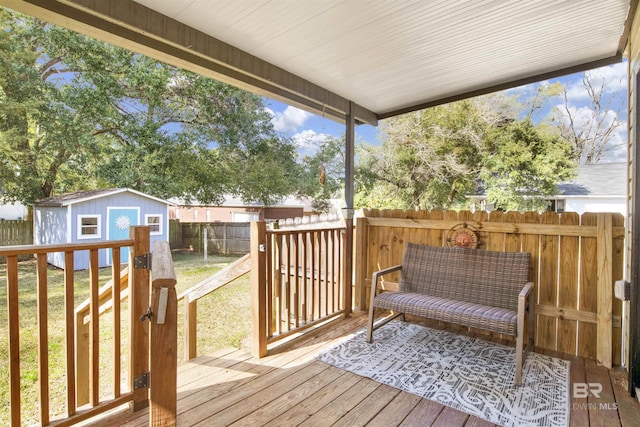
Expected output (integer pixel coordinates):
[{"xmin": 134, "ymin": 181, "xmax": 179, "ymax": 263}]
[{"xmin": 0, "ymin": 0, "xmax": 636, "ymax": 127}]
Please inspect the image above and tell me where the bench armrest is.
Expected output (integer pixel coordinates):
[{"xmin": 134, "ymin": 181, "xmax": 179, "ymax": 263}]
[
  {"xmin": 371, "ymin": 264, "xmax": 402, "ymax": 298},
  {"xmin": 518, "ymin": 281, "xmax": 534, "ymax": 300},
  {"xmin": 372, "ymin": 265, "xmax": 402, "ymax": 292}
]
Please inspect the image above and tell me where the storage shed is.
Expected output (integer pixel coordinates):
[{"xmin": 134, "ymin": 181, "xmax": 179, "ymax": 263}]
[{"xmin": 34, "ymin": 188, "xmax": 172, "ymax": 270}]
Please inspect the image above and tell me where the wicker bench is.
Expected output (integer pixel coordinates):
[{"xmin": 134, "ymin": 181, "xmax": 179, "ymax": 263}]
[{"xmin": 366, "ymin": 243, "xmax": 534, "ymax": 386}]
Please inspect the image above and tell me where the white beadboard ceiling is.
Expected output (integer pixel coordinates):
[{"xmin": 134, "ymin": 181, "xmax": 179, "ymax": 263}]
[
  {"xmin": 0, "ymin": 0, "xmax": 634, "ymax": 123},
  {"xmin": 132, "ymin": 0, "xmax": 632, "ymax": 118}
]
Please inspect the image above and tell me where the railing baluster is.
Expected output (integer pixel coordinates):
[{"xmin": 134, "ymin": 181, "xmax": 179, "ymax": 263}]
[
  {"xmin": 324, "ymin": 230, "xmax": 329, "ymax": 317},
  {"xmin": 294, "ymin": 231, "xmax": 299, "ymax": 328},
  {"xmin": 285, "ymin": 233, "xmax": 291, "ymax": 331},
  {"xmin": 334, "ymin": 230, "xmax": 343, "ymax": 311},
  {"xmin": 89, "ymin": 248, "xmax": 100, "ymax": 406},
  {"xmin": 112, "ymin": 248, "xmax": 121, "ymax": 398},
  {"xmin": 310, "ymin": 231, "xmax": 316, "ymax": 322},
  {"xmin": 266, "ymin": 233, "xmax": 273, "ymax": 336},
  {"xmin": 275, "ymin": 234, "xmax": 282, "ymax": 335},
  {"xmin": 64, "ymin": 252, "xmax": 76, "ymax": 416},
  {"xmin": 302, "ymin": 232, "xmax": 308, "ymax": 324},
  {"xmin": 37, "ymin": 254, "xmax": 50, "ymax": 425},
  {"xmin": 7, "ymin": 255, "xmax": 21, "ymax": 426}
]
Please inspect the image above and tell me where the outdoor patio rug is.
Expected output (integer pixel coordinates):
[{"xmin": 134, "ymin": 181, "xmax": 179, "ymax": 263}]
[{"xmin": 316, "ymin": 320, "xmax": 570, "ymax": 427}]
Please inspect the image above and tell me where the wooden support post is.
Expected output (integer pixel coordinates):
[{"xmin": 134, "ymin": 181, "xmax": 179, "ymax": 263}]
[
  {"xmin": 185, "ymin": 298, "xmax": 197, "ymax": 360},
  {"xmin": 343, "ymin": 100, "xmax": 355, "ymax": 315},
  {"xmin": 597, "ymin": 213, "xmax": 613, "ymax": 368},
  {"xmin": 343, "ymin": 217, "xmax": 353, "ymax": 315},
  {"xmin": 129, "ymin": 226, "xmax": 150, "ymax": 411},
  {"xmin": 149, "ymin": 241, "xmax": 178, "ymax": 427},
  {"xmin": 251, "ymin": 221, "xmax": 267, "ymax": 357},
  {"xmin": 354, "ymin": 217, "xmax": 368, "ymax": 311}
]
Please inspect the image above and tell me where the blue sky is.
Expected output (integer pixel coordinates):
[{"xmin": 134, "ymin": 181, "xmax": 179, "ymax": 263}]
[{"xmin": 263, "ymin": 61, "xmax": 628, "ymax": 162}]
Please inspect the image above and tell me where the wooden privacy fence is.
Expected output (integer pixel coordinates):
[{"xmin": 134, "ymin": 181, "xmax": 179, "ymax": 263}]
[
  {"xmin": 251, "ymin": 218, "xmax": 347, "ymax": 357},
  {"xmin": 177, "ymin": 222, "xmax": 250, "ymax": 254},
  {"xmin": 355, "ymin": 209, "xmax": 625, "ymax": 368},
  {"xmin": 0, "ymin": 220, "xmax": 33, "ymax": 262}
]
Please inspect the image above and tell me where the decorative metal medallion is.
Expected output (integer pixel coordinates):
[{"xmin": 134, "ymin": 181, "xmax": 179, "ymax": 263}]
[{"xmin": 446, "ymin": 222, "xmax": 480, "ymax": 249}]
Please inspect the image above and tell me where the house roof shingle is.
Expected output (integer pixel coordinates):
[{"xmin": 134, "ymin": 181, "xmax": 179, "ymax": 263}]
[
  {"xmin": 557, "ymin": 163, "xmax": 627, "ymax": 197},
  {"xmin": 34, "ymin": 188, "xmax": 173, "ymax": 207}
]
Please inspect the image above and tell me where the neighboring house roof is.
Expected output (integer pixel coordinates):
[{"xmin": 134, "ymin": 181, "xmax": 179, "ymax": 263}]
[
  {"xmin": 170, "ymin": 195, "xmax": 313, "ymax": 211},
  {"xmin": 557, "ymin": 163, "xmax": 627, "ymax": 197},
  {"xmin": 34, "ymin": 188, "xmax": 174, "ymax": 207},
  {"xmin": 469, "ymin": 162, "xmax": 628, "ymax": 199}
]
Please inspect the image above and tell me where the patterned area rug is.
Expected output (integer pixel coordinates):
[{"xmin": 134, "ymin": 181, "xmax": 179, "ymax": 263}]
[{"xmin": 317, "ymin": 321, "xmax": 569, "ymax": 427}]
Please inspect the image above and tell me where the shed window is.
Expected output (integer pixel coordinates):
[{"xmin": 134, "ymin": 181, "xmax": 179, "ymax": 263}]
[
  {"xmin": 78, "ymin": 215, "xmax": 101, "ymax": 239},
  {"xmin": 145, "ymin": 214, "xmax": 163, "ymax": 235}
]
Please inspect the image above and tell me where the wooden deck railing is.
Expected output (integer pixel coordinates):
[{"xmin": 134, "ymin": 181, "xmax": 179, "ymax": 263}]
[
  {"xmin": 251, "ymin": 219, "xmax": 347, "ymax": 357},
  {"xmin": 1, "ymin": 234, "xmax": 141, "ymax": 426},
  {"xmin": 178, "ymin": 253, "xmax": 251, "ymax": 360},
  {"xmin": 1, "ymin": 226, "xmax": 178, "ymax": 426}
]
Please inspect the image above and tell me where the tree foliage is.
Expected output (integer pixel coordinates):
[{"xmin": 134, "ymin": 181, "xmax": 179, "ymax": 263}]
[
  {"xmin": 0, "ymin": 8, "xmax": 298, "ymax": 205},
  {"xmin": 357, "ymin": 97, "xmax": 575, "ymax": 211},
  {"xmin": 480, "ymin": 119, "xmax": 575, "ymax": 211},
  {"xmin": 296, "ymin": 136, "xmax": 345, "ymax": 212}
]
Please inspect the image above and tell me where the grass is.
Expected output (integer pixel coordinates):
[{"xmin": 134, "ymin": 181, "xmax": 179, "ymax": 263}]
[{"xmin": 0, "ymin": 251, "xmax": 251, "ymax": 426}]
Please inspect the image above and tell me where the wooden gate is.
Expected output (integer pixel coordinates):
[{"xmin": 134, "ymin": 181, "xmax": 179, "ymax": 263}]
[{"xmin": 251, "ymin": 216, "xmax": 347, "ymax": 356}]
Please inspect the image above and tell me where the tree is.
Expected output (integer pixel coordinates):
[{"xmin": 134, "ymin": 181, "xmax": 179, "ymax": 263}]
[
  {"xmin": 480, "ymin": 119, "xmax": 575, "ymax": 211},
  {"xmin": 0, "ymin": 8, "xmax": 298, "ymax": 205},
  {"xmin": 357, "ymin": 100, "xmax": 496, "ymax": 210},
  {"xmin": 296, "ymin": 136, "xmax": 345, "ymax": 212},
  {"xmin": 357, "ymin": 97, "xmax": 576, "ymax": 211},
  {"xmin": 551, "ymin": 70, "xmax": 625, "ymax": 164}
]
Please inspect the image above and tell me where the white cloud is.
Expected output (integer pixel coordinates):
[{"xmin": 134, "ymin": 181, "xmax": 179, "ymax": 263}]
[
  {"xmin": 565, "ymin": 62, "xmax": 627, "ymax": 101},
  {"xmin": 292, "ymin": 129, "xmax": 330, "ymax": 156},
  {"xmin": 267, "ymin": 106, "xmax": 312, "ymax": 132}
]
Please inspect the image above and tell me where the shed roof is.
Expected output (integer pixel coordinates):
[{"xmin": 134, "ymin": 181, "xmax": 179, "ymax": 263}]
[
  {"xmin": 1, "ymin": 0, "xmax": 634, "ymax": 125},
  {"xmin": 34, "ymin": 188, "xmax": 174, "ymax": 207},
  {"xmin": 557, "ymin": 162, "xmax": 628, "ymax": 197}
]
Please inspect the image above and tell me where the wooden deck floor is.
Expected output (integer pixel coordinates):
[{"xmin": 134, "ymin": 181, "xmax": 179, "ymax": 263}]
[{"xmin": 90, "ymin": 312, "xmax": 640, "ymax": 427}]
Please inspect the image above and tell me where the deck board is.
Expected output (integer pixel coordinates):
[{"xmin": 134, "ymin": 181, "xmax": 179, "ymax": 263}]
[{"xmin": 84, "ymin": 312, "xmax": 639, "ymax": 427}]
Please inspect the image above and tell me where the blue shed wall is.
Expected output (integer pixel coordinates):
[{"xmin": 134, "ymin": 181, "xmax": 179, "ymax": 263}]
[
  {"xmin": 34, "ymin": 206, "xmax": 69, "ymax": 269},
  {"xmin": 35, "ymin": 191, "xmax": 169, "ymax": 270}
]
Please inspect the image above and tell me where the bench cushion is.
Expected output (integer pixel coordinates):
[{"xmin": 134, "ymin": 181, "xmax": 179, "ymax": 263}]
[{"xmin": 374, "ymin": 291, "xmax": 518, "ymax": 336}]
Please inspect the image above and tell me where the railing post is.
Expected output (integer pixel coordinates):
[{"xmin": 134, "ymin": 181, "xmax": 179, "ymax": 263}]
[
  {"xmin": 343, "ymin": 211, "xmax": 354, "ymax": 315},
  {"xmin": 149, "ymin": 241, "xmax": 177, "ymax": 426},
  {"xmin": 354, "ymin": 216, "xmax": 368, "ymax": 311},
  {"xmin": 185, "ymin": 297, "xmax": 197, "ymax": 360},
  {"xmin": 251, "ymin": 221, "xmax": 267, "ymax": 357},
  {"xmin": 129, "ymin": 226, "xmax": 150, "ymax": 411}
]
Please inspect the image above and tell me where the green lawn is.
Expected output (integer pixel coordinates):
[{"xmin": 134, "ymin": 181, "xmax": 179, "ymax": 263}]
[{"xmin": 0, "ymin": 251, "xmax": 251, "ymax": 426}]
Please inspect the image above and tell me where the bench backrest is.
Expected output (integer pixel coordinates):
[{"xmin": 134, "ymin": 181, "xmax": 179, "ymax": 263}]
[{"xmin": 400, "ymin": 243, "xmax": 531, "ymax": 312}]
